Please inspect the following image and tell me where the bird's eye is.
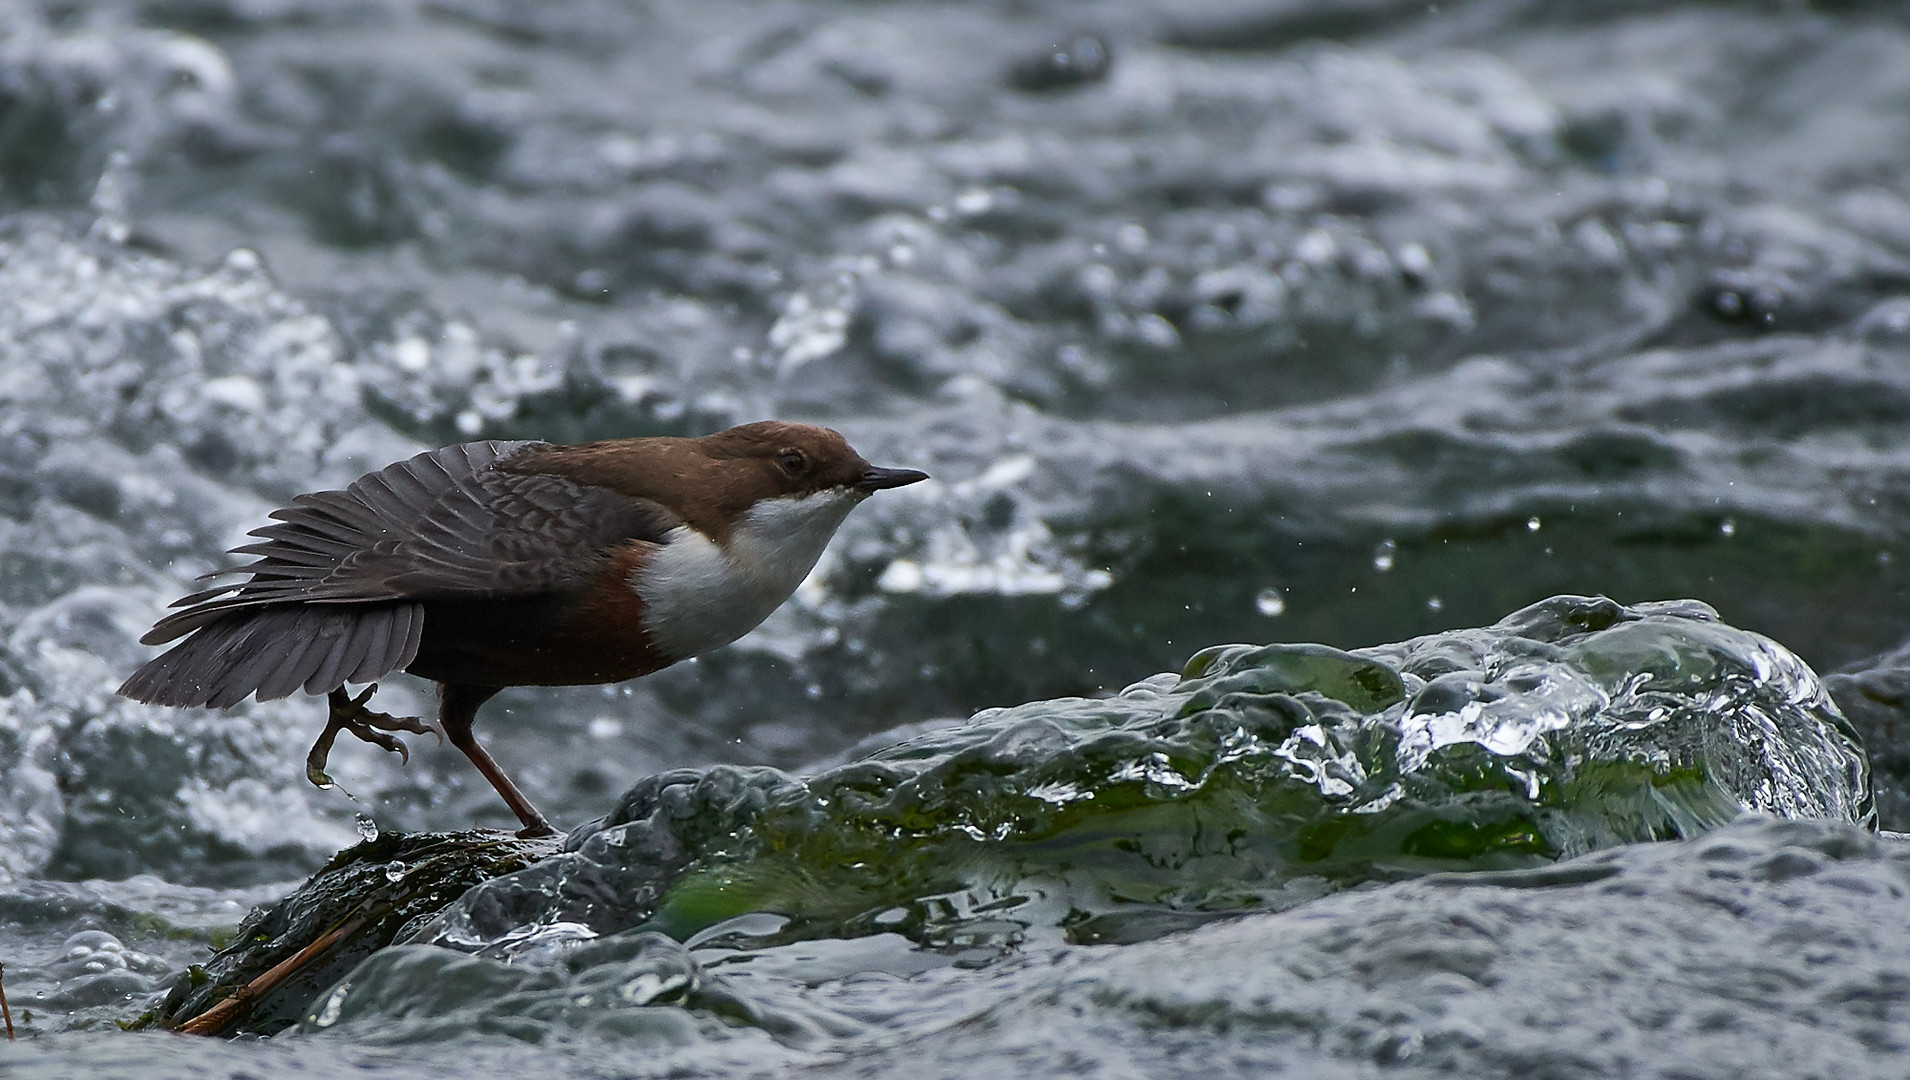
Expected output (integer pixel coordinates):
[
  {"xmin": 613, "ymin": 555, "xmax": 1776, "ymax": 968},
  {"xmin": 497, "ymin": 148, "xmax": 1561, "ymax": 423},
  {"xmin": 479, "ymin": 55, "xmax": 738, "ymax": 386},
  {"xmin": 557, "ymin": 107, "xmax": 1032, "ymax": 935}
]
[{"xmin": 777, "ymin": 450, "xmax": 807, "ymax": 473}]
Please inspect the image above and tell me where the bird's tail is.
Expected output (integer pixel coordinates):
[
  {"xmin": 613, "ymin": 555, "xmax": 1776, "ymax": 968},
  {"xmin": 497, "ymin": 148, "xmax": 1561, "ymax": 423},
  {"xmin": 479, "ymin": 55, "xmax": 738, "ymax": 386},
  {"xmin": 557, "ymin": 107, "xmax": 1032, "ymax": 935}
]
[{"xmin": 117, "ymin": 602, "xmax": 425, "ymax": 709}]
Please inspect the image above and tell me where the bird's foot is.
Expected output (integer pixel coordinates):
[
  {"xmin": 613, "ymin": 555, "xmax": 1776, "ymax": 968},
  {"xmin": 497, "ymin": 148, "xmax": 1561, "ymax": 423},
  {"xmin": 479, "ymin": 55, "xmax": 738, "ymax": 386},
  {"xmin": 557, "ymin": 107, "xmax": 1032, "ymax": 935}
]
[{"xmin": 307, "ymin": 685, "xmax": 443, "ymax": 788}]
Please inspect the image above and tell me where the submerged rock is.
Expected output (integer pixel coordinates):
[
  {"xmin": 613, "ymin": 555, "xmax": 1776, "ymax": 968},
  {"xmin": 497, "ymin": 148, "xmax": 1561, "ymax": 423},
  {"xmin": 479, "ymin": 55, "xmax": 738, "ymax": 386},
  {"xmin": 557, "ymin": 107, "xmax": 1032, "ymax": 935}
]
[
  {"xmin": 407, "ymin": 595, "xmax": 1867, "ymax": 961},
  {"xmin": 149, "ymin": 594, "xmax": 1856, "ymax": 1038},
  {"xmin": 150, "ymin": 596, "xmax": 1867, "ymax": 1038}
]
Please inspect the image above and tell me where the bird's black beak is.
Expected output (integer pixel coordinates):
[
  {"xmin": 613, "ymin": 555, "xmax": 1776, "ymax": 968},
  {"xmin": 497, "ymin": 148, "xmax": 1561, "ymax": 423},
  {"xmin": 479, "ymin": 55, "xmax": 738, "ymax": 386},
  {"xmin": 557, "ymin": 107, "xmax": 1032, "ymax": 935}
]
[{"xmin": 858, "ymin": 466, "xmax": 930, "ymax": 492}]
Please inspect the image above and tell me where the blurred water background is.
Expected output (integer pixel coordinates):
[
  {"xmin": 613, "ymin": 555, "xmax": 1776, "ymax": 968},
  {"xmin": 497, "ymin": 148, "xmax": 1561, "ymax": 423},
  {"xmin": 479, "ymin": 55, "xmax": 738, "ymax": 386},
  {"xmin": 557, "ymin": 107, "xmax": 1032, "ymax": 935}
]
[{"xmin": 5, "ymin": 0, "xmax": 1910, "ymax": 1076}]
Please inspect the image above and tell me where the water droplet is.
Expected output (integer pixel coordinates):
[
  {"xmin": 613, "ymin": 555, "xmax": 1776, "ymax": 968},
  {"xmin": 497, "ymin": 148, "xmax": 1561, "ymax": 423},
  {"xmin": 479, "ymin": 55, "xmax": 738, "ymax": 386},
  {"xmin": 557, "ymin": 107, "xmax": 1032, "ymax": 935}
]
[
  {"xmin": 385, "ymin": 861, "xmax": 407, "ymax": 882},
  {"xmin": 954, "ymin": 188, "xmax": 994, "ymax": 215},
  {"xmin": 1397, "ymin": 242, "xmax": 1433, "ymax": 279},
  {"xmin": 1371, "ymin": 539, "xmax": 1396, "ymax": 572},
  {"xmin": 391, "ymin": 336, "xmax": 430, "ymax": 372},
  {"xmin": 1719, "ymin": 518, "xmax": 1736, "ymax": 537},
  {"xmin": 1255, "ymin": 588, "xmax": 1286, "ymax": 617},
  {"xmin": 1426, "ymin": 596, "xmax": 1444, "ymax": 611},
  {"xmin": 355, "ymin": 814, "xmax": 379, "ymax": 843},
  {"xmin": 1526, "ymin": 517, "xmax": 1542, "ymax": 532}
]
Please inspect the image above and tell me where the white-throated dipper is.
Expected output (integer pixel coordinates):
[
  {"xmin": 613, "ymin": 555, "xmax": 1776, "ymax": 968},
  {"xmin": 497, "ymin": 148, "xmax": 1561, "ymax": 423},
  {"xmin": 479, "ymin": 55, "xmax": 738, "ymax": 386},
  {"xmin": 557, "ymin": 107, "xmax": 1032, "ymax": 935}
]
[{"xmin": 118, "ymin": 421, "xmax": 928, "ymax": 837}]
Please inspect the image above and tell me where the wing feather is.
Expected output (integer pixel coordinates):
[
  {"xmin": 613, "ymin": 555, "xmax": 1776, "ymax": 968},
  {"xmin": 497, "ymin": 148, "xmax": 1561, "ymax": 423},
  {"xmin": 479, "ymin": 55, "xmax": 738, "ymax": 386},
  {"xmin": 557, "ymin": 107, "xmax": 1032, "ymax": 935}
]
[
  {"xmin": 396, "ymin": 602, "xmax": 424, "ymax": 670},
  {"xmin": 345, "ymin": 606, "xmax": 394, "ymax": 686},
  {"xmin": 125, "ymin": 439, "xmax": 681, "ymax": 706},
  {"xmin": 306, "ymin": 612, "xmax": 366, "ymax": 695}
]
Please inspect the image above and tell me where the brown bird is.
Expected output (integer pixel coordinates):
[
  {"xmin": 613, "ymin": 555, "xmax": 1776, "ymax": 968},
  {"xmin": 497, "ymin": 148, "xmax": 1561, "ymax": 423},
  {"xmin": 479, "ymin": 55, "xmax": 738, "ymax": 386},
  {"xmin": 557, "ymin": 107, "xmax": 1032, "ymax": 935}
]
[{"xmin": 118, "ymin": 421, "xmax": 928, "ymax": 837}]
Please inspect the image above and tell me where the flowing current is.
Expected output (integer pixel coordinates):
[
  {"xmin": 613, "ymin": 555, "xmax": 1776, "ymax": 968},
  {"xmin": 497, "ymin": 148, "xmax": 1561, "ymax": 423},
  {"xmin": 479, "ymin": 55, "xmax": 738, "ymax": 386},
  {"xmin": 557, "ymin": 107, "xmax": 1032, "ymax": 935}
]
[{"xmin": 3, "ymin": 2, "xmax": 1910, "ymax": 1077}]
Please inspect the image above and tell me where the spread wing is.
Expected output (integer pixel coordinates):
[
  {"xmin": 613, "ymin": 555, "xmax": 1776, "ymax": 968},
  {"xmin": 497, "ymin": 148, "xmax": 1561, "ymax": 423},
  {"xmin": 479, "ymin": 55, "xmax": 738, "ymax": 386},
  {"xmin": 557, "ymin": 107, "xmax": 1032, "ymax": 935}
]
[{"xmin": 119, "ymin": 440, "xmax": 680, "ymax": 707}]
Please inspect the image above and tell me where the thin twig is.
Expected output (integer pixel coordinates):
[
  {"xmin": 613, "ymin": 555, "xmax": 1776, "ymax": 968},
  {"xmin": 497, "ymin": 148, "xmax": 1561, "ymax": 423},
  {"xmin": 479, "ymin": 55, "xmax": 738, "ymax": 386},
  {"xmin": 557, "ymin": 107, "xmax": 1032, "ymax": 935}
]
[
  {"xmin": 1, "ymin": 959, "xmax": 15, "ymax": 1040},
  {"xmin": 178, "ymin": 909, "xmax": 374, "ymax": 1036}
]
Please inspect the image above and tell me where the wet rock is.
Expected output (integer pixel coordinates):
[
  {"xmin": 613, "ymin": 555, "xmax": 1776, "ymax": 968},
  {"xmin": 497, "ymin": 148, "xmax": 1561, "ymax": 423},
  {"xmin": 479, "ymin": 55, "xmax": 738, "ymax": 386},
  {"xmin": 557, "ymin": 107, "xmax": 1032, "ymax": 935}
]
[
  {"xmin": 148, "ymin": 830, "xmax": 557, "ymax": 1036},
  {"xmin": 399, "ymin": 596, "xmax": 1866, "ymax": 963},
  {"xmin": 151, "ymin": 596, "xmax": 1868, "ymax": 1041}
]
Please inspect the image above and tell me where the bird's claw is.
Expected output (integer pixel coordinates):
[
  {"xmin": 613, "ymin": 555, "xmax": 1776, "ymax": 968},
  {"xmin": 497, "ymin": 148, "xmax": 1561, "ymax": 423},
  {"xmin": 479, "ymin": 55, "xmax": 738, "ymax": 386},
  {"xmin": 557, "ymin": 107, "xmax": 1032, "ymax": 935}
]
[
  {"xmin": 306, "ymin": 685, "xmax": 442, "ymax": 789},
  {"xmin": 332, "ymin": 684, "xmax": 442, "ymax": 741}
]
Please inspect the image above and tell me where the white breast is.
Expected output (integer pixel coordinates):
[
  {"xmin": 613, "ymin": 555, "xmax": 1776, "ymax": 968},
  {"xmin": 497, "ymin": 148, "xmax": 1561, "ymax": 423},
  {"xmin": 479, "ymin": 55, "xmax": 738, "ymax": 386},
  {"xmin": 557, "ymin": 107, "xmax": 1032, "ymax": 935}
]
[{"xmin": 632, "ymin": 489, "xmax": 863, "ymax": 661}]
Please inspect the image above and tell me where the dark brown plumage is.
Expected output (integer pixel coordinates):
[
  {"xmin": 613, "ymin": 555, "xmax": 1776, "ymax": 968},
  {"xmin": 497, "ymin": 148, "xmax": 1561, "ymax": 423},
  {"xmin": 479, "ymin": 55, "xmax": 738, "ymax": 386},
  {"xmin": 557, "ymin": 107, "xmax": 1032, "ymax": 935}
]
[{"xmin": 118, "ymin": 421, "xmax": 928, "ymax": 836}]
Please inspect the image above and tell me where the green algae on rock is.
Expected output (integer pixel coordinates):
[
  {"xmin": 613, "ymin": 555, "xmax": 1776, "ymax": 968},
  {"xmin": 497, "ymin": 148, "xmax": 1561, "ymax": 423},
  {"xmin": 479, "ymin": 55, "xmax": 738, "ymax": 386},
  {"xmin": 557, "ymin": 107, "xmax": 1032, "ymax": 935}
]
[
  {"xmin": 142, "ymin": 596, "xmax": 1858, "ymax": 1040},
  {"xmin": 397, "ymin": 595, "xmax": 1868, "ymax": 969}
]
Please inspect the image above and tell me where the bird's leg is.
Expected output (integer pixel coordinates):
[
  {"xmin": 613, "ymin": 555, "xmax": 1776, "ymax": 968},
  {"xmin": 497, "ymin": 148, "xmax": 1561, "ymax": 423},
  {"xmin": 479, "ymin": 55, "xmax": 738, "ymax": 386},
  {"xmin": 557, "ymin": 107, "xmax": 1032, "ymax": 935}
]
[
  {"xmin": 307, "ymin": 685, "xmax": 442, "ymax": 788},
  {"xmin": 438, "ymin": 682, "xmax": 557, "ymax": 839}
]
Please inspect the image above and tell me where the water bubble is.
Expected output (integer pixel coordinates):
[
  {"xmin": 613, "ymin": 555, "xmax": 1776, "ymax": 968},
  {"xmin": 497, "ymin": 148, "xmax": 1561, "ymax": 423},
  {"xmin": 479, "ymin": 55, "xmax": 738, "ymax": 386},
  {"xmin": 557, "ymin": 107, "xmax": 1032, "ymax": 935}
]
[
  {"xmin": 1719, "ymin": 518, "xmax": 1737, "ymax": 538},
  {"xmin": 1255, "ymin": 588, "xmax": 1286, "ymax": 617},
  {"xmin": 1135, "ymin": 313, "xmax": 1180, "ymax": 348},
  {"xmin": 384, "ymin": 861, "xmax": 407, "ymax": 882},
  {"xmin": 1372, "ymin": 540, "xmax": 1396, "ymax": 572},
  {"xmin": 1007, "ymin": 33, "xmax": 1112, "ymax": 92},
  {"xmin": 391, "ymin": 337, "xmax": 431, "ymax": 372},
  {"xmin": 1397, "ymin": 242, "xmax": 1433, "ymax": 280},
  {"xmin": 1294, "ymin": 228, "xmax": 1339, "ymax": 265},
  {"xmin": 1427, "ymin": 596, "xmax": 1444, "ymax": 611},
  {"xmin": 768, "ymin": 278, "xmax": 857, "ymax": 372},
  {"xmin": 355, "ymin": 814, "xmax": 379, "ymax": 843},
  {"xmin": 1526, "ymin": 517, "xmax": 1542, "ymax": 532},
  {"xmin": 222, "ymin": 247, "xmax": 263, "ymax": 274},
  {"xmin": 311, "ymin": 986, "xmax": 346, "ymax": 1029},
  {"xmin": 954, "ymin": 188, "xmax": 994, "ymax": 215}
]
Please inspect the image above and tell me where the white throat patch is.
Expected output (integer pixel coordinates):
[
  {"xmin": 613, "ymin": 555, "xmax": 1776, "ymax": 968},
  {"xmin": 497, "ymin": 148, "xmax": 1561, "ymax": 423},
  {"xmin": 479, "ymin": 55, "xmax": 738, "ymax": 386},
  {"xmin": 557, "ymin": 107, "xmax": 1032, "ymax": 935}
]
[{"xmin": 633, "ymin": 488, "xmax": 863, "ymax": 661}]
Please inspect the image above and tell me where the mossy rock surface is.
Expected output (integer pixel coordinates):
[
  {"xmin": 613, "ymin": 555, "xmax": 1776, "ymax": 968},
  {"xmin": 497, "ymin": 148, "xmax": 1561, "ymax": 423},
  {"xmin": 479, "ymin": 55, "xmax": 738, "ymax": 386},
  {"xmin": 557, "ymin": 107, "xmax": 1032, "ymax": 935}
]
[{"xmin": 152, "ymin": 595, "xmax": 1874, "ymax": 1038}]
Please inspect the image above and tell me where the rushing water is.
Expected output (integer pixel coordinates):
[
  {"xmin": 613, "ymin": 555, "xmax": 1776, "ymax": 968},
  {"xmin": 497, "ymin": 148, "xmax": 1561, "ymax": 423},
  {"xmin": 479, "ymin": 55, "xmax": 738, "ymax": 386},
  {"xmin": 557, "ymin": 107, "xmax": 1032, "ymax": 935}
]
[{"xmin": 4, "ymin": 0, "xmax": 1910, "ymax": 1076}]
